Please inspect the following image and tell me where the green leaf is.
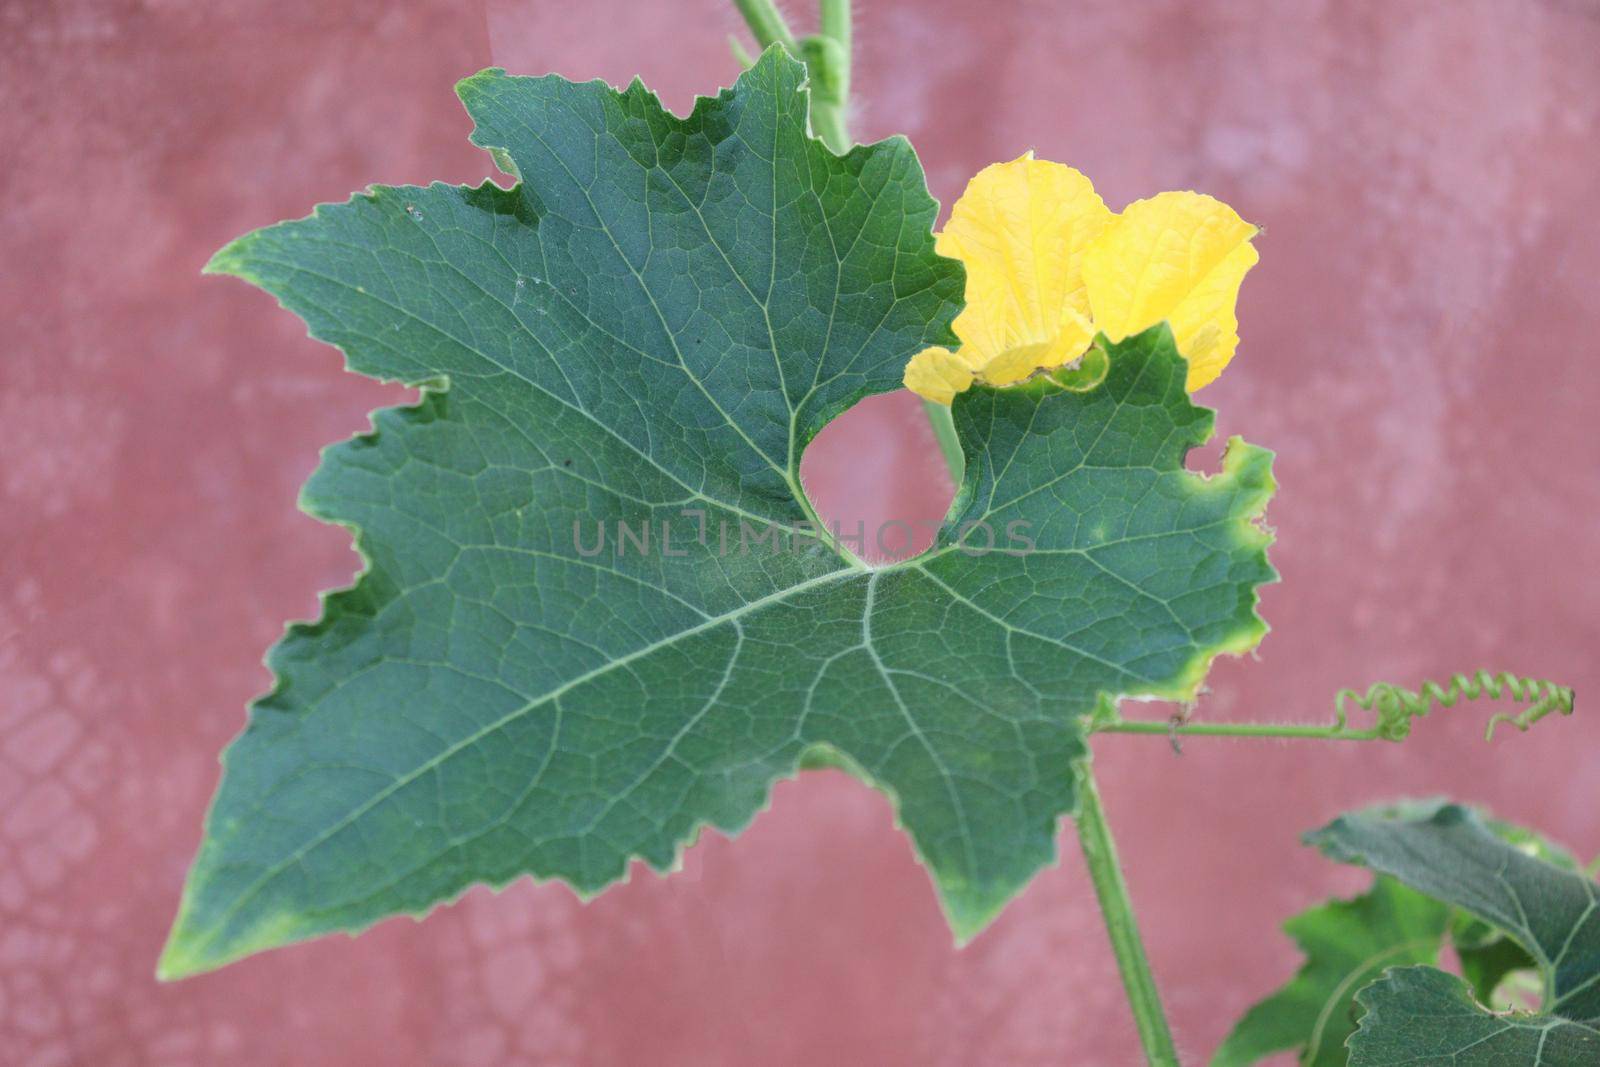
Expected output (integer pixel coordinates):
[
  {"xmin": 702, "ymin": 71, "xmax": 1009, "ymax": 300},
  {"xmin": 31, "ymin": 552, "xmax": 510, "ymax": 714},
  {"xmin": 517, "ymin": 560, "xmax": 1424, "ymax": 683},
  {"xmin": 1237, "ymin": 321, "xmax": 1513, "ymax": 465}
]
[
  {"xmin": 1210, "ymin": 876, "xmax": 1452, "ymax": 1067},
  {"xmin": 1453, "ymin": 912, "xmax": 1542, "ymax": 1007},
  {"xmin": 1453, "ymin": 827, "xmax": 1579, "ymax": 1007},
  {"xmin": 1216, "ymin": 812, "xmax": 1589, "ymax": 1065},
  {"xmin": 161, "ymin": 47, "xmax": 1276, "ymax": 978},
  {"xmin": 1310, "ymin": 802, "xmax": 1600, "ymax": 1062},
  {"xmin": 1349, "ymin": 967, "xmax": 1600, "ymax": 1066},
  {"xmin": 1310, "ymin": 802, "xmax": 1600, "ymax": 1021}
]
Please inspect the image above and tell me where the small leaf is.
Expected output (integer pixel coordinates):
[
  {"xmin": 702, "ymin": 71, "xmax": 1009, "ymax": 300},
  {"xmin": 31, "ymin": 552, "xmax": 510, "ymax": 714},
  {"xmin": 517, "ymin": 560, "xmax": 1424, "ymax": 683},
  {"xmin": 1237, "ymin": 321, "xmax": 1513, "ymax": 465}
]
[
  {"xmin": 1217, "ymin": 810, "xmax": 1591, "ymax": 1064},
  {"xmin": 1210, "ymin": 876, "xmax": 1452, "ymax": 1067},
  {"xmin": 1311, "ymin": 802, "xmax": 1600, "ymax": 1061},
  {"xmin": 1349, "ymin": 966, "xmax": 1600, "ymax": 1066},
  {"xmin": 1308, "ymin": 801, "xmax": 1600, "ymax": 1023}
]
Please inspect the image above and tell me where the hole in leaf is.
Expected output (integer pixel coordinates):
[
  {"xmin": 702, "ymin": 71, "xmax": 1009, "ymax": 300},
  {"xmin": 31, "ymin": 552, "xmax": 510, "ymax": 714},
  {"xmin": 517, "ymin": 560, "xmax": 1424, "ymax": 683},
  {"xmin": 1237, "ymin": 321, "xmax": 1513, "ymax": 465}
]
[
  {"xmin": 1186, "ymin": 434, "xmax": 1227, "ymax": 478},
  {"xmin": 798, "ymin": 392, "xmax": 958, "ymax": 564}
]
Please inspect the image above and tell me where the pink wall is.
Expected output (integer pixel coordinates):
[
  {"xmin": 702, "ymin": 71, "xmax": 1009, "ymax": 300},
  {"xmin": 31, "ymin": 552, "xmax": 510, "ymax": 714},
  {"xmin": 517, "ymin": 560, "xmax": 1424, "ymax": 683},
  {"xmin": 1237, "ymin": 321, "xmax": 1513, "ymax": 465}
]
[{"xmin": 3, "ymin": 1, "xmax": 1597, "ymax": 1063}]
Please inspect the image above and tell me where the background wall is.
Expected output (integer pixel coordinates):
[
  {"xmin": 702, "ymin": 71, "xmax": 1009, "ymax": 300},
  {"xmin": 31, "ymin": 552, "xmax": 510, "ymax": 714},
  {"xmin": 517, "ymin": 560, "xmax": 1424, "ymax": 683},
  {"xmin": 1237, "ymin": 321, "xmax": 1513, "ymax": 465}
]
[{"xmin": 3, "ymin": 1, "xmax": 1598, "ymax": 1063}]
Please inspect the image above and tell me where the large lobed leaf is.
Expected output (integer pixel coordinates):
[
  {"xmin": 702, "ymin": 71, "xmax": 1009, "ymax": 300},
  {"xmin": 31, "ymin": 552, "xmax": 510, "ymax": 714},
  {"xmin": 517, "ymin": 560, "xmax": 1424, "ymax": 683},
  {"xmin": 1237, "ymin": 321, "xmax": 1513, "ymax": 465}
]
[
  {"xmin": 1311, "ymin": 802, "xmax": 1600, "ymax": 1064},
  {"xmin": 162, "ymin": 47, "xmax": 1276, "ymax": 978}
]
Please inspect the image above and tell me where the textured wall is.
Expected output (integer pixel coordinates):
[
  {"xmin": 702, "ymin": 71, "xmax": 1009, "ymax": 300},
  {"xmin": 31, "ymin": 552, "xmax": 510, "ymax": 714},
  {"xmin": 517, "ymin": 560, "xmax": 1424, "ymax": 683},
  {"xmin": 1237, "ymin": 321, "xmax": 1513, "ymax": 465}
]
[{"xmin": 3, "ymin": 1, "xmax": 1597, "ymax": 1063}]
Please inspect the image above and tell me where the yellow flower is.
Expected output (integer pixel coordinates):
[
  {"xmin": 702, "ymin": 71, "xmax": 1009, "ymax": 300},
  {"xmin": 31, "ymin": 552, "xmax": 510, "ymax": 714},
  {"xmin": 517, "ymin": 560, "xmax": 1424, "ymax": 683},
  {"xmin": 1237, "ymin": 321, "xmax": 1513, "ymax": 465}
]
[{"xmin": 904, "ymin": 153, "xmax": 1259, "ymax": 403}]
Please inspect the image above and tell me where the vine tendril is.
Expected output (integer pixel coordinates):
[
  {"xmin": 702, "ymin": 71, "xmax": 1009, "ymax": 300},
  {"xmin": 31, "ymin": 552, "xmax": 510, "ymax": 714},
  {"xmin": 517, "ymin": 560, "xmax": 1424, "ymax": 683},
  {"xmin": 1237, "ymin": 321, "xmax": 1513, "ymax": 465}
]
[{"xmin": 1333, "ymin": 671, "xmax": 1575, "ymax": 742}]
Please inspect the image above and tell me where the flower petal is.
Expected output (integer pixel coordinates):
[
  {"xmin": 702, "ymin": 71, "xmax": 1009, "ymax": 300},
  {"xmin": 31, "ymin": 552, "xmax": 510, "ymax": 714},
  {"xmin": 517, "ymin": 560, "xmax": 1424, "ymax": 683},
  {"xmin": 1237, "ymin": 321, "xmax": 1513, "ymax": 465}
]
[
  {"xmin": 1166, "ymin": 239, "xmax": 1259, "ymax": 390},
  {"xmin": 977, "ymin": 331, "xmax": 1091, "ymax": 387},
  {"xmin": 937, "ymin": 153, "xmax": 1113, "ymax": 370},
  {"xmin": 903, "ymin": 346, "xmax": 975, "ymax": 405},
  {"xmin": 1082, "ymin": 191, "xmax": 1258, "ymax": 390}
]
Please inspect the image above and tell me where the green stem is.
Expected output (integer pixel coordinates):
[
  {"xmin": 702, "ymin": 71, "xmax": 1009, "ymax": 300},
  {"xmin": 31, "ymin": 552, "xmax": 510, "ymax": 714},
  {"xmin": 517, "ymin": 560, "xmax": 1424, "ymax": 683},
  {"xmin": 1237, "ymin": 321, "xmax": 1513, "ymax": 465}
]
[
  {"xmin": 819, "ymin": 0, "xmax": 851, "ymax": 90},
  {"xmin": 922, "ymin": 398, "xmax": 965, "ymax": 482},
  {"xmin": 1093, "ymin": 719, "xmax": 1383, "ymax": 741},
  {"xmin": 1075, "ymin": 760, "xmax": 1180, "ymax": 1066},
  {"xmin": 727, "ymin": 33, "xmax": 757, "ymax": 67},
  {"xmin": 809, "ymin": 99, "xmax": 851, "ymax": 156},
  {"xmin": 811, "ymin": 0, "xmax": 852, "ymax": 153},
  {"xmin": 731, "ymin": 0, "xmax": 798, "ymax": 52}
]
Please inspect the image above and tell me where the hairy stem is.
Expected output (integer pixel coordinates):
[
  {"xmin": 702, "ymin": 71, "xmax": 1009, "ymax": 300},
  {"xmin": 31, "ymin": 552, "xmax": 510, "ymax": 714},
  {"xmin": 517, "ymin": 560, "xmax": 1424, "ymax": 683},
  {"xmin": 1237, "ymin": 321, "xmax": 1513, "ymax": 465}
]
[
  {"xmin": 809, "ymin": 95, "xmax": 851, "ymax": 156},
  {"xmin": 1075, "ymin": 759, "xmax": 1181, "ymax": 1066},
  {"xmin": 731, "ymin": 0, "xmax": 798, "ymax": 52},
  {"xmin": 1093, "ymin": 719, "xmax": 1383, "ymax": 741},
  {"xmin": 810, "ymin": 0, "xmax": 852, "ymax": 152},
  {"xmin": 1093, "ymin": 671, "xmax": 1574, "ymax": 743},
  {"xmin": 819, "ymin": 0, "xmax": 851, "ymax": 92}
]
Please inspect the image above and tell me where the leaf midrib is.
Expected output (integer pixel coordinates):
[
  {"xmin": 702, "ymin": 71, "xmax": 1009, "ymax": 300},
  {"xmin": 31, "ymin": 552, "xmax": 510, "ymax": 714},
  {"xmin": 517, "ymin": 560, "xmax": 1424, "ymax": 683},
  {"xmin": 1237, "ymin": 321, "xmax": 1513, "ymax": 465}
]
[{"xmin": 185, "ymin": 563, "xmax": 862, "ymax": 959}]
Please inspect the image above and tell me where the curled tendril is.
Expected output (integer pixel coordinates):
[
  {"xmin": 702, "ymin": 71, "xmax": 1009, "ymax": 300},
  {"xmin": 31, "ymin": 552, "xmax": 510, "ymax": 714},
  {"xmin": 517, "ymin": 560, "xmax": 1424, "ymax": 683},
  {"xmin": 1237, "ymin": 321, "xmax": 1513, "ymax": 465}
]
[{"xmin": 1334, "ymin": 671, "xmax": 1576, "ymax": 742}]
